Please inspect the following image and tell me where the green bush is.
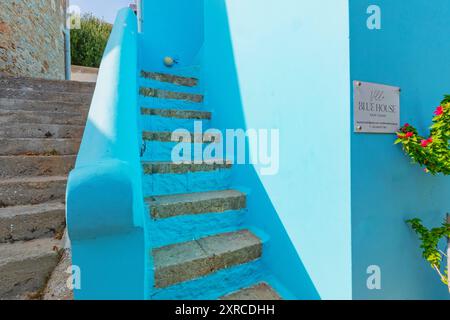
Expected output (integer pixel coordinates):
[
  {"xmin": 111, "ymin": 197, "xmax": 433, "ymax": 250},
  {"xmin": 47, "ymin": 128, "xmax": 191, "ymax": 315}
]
[{"xmin": 71, "ymin": 14, "xmax": 112, "ymax": 68}]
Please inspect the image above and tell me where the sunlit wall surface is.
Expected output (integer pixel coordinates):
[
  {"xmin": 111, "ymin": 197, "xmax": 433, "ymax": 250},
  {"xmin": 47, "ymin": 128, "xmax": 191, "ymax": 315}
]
[{"xmin": 204, "ymin": 0, "xmax": 352, "ymax": 299}]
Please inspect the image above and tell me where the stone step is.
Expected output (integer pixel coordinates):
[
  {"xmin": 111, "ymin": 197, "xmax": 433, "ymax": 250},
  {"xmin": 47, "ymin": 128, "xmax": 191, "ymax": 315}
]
[
  {"xmin": 0, "ymin": 176, "xmax": 67, "ymax": 207},
  {"xmin": 142, "ymin": 65, "xmax": 201, "ymax": 80},
  {"xmin": 141, "ymin": 115, "xmax": 211, "ymax": 135},
  {"xmin": 0, "ymin": 75, "xmax": 95, "ymax": 94},
  {"xmin": 140, "ymin": 70, "xmax": 199, "ymax": 87},
  {"xmin": 42, "ymin": 248, "xmax": 73, "ymax": 300},
  {"xmin": 143, "ymin": 131, "xmax": 218, "ymax": 143},
  {"xmin": 140, "ymin": 87, "xmax": 204, "ymax": 103},
  {"xmin": 142, "ymin": 160, "xmax": 232, "ymax": 175},
  {"xmin": 151, "ymin": 259, "xmax": 266, "ymax": 300},
  {"xmin": 0, "ymin": 110, "xmax": 87, "ymax": 126},
  {"xmin": 141, "ymin": 141, "xmax": 217, "ymax": 162},
  {"xmin": 153, "ymin": 230, "xmax": 262, "ymax": 288},
  {"xmin": 146, "ymin": 190, "xmax": 246, "ymax": 220},
  {"xmin": 149, "ymin": 210, "xmax": 245, "ymax": 249},
  {"xmin": 143, "ymin": 166, "xmax": 232, "ymax": 196},
  {"xmin": 0, "ymin": 237, "xmax": 62, "ymax": 299},
  {"xmin": 0, "ymin": 202, "xmax": 65, "ymax": 243},
  {"xmin": 140, "ymin": 95, "xmax": 207, "ymax": 112},
  {"xmin": 0, "ymin": 123, "xmax": 84, "ymax": 139},
  {"xmin": 220, "ymin": 282, "xmax": 282, "ymax": 300},
  {"xmin": 0, "ymin": 155, "xmax": 76, "ymax": 179},
  {"xmin": 141, "ymin": 107, "xmax": 211, "ymax": 120},
  {"xmin": 0, "ymin": 138, "xmax": 80, "ymax": 156},
  {"xmin": 0, "ymin": 88, "xmax": 93, "ymax": 105},
  {"xmin": 0, "ymin": 98, "xmax": 89, "ymax": 114}
]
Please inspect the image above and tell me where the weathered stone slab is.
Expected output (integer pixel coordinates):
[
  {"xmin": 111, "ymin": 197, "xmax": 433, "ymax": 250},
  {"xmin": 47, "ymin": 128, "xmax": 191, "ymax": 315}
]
[
  {"xmin": 0, "ymin": 110, "xmax": 87, "ymax": 126},
  {"xmin": 0, "ymin": 176, "xmax": 67, "ymax": 207},
  {"xmin": 0, "ymin": 155, "xmax": 76, "ymax": 179},
  {"xmin": 0, "ymin": 123, "xmax": 84, "ymax": 139},
  {"xmin": 153, "ymin": 230, "xmax": 262, "ymax": 288},
  {"xmin": 141, "ymin": 107, "xmax": 211, "ymax": 120},
  {"xmin": 0, "ymin": 202, "xmax": 65, "ymax": 243},
  {"xmin": 143, "ymin": 131, "xmax": 219, "ymax": 143},
  {"xmin": 42, "ymin": 248, "xmax": 73, "ymax": 300},
  {"xmin": 140, "ymin": 87, "xmax": 204, "ymax": 103},
  {"xmin": 141, "ymin": 113, "xmax": 212, "ymax": 134},
  {"xmin": 0, "ymin": 88, "xmax": 93, "ymax": 105},
  {"xmin": 220, "ymin": 282, "xmax": 282, "ymax": 300},
  {"xmin": 198, "ymin": 230, "xmax": 262, "ymax": 271},
  {"xmin": 140, "ymin": 71, "xmax": 199, "ymax": 87},
  {"xmin": 0, "ymin": 98, "xmax": 89, "ymax": 114},
  {"xmin": 0, "ymin": 76, "xmax": 95, "ymax": 94},
  {"xmin": 143, "ymin": 161, "xmax": 232, "ymax": 175},
  {"xmin": 0, "ymin": 138, "xmax": 80, "ymax": 156},
  {"xmin": 146, "ymin": 190, "xmax": 246, "ymax": 219},
  {"xmin": 0, "ymin": 237, "xmax": 62, "ymax": 299}
]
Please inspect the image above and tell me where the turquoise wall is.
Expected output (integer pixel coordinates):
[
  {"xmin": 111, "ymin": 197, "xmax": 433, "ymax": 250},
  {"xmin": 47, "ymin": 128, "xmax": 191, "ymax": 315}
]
[
  {"xmin": 140, "ymin": 0, "xmax": 204, "ymax": 70},
  {"xmin": 204, "ymin": 0, "xmax": 352, "ymax": 299},
  {"xmin": 350, "ymin": 0, "xmax": 450, "ymax": 299},
  {"xmin": 67, "ymin": 8, "xmax": 145, "ymax": 299}
]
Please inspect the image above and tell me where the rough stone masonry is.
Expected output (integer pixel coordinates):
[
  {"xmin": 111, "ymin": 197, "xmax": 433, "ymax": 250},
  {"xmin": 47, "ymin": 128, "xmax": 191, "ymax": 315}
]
[{"xmin": 0, "ymin": 0, "xmax": 67, "ymax": 80}]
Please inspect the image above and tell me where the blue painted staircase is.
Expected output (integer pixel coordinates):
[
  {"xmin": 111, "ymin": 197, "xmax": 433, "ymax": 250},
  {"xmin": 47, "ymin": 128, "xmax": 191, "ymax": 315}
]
[
  {"xmin": 138, "ymin": 68, "xmax": 282, "ymax": 300},
  {"xmin": 66, "ymin": 8, "xmax": 297, "ymax": 300}
]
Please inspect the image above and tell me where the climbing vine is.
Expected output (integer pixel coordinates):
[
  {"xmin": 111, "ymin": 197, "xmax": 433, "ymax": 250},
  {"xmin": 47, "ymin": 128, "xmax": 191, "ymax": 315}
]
[
  {"xmin": 395, "ymin": 96, "xmax": 450, "ymax": 291},
  {"xmin": 406, "ymin": 218, "xmax": 450, "ymax": 286},
  {"xmin": 395, "ymin": 96, "xmax": 450, "ymax": 175}
]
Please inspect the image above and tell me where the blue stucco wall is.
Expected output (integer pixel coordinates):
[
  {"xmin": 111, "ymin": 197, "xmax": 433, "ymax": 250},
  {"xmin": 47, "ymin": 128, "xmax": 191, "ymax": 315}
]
[
  {"xmin": 350, "ymin": 0, "xmax": 450, "ymax": 299},
  {"xmin": 204, "ymin": 0, "xmax": 352, "ymax": 299},
  {"xmin": 67, "ymin": 8, "xmax": 145, "ymax": 299},
  {"xmin": 140, "ymin": 0, "xmax": 204, "ymax": 71}
]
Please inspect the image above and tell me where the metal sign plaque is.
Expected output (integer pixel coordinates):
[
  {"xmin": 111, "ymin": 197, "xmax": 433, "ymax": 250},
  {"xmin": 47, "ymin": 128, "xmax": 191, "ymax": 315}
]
[{"xmin": 353, "ymin": 81, "xmax": 400, "ymax": 133}]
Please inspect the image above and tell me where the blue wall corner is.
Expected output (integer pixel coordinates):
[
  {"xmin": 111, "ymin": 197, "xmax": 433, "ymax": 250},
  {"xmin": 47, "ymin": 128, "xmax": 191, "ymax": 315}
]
[{"xmin": 140, "ymin": 0, "xmax": 204, "ymax": 71}]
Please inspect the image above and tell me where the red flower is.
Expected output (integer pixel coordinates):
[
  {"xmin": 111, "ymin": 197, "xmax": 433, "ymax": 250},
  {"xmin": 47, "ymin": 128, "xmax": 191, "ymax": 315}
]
[
  {"xmin": 421, "ymin": 137, "xmax": 433, "ymax": 147},
  {"xmin": 397, "ymin": 132, "xmax": 414, "ymax": 139},
  {"xmin": 434, "ymin": 106, "xmax": 444, "ymax": 116},
  {"xmin": 404, "ymin": 123, "xmax": 410, "ymax": 127}
]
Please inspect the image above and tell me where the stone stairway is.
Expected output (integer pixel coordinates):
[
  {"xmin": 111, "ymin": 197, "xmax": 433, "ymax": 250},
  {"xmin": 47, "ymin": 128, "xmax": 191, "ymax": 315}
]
[
  {"xmin": 0, "ymin": 76, "xmax": 94, "ymax": 299},
  {"xmin": 139, "ymin": 69, "xmax": 282, "ymax": 300}
]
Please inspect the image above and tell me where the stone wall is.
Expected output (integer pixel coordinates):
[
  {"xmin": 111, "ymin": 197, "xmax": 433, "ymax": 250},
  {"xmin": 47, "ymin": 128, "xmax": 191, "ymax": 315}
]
[{"xmin": 0, "ymin": 0, "xmax": 67, "ymax": 80}]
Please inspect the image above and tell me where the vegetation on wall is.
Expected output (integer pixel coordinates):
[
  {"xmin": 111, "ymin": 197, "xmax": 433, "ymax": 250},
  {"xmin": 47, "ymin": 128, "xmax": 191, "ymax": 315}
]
[
  {"xmin": 71, "ymin": 14, "xmax": 112, "ymax": 68},
  {"xmin": 406, "ymin": 218, "xmax": 449, "ymax": 287},
  {"xmin": 395, "ymin": 96, "xmax": 450, "ymax": 291},
  {"xmin": 395, "ymin": 96, "xmax": 450, "ymax": 175}
]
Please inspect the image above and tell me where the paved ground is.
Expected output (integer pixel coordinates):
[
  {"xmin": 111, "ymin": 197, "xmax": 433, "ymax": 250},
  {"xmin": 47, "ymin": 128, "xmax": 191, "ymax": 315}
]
[{"xmin": 42, "ymin": 249, "xmax": 73, "ymax": 300}]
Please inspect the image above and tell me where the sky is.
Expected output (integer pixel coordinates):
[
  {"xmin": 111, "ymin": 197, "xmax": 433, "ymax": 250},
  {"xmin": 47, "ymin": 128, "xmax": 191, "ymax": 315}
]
[{"xmin": 70, "ymin": 0, "xmax": 135, "ymax": 23}]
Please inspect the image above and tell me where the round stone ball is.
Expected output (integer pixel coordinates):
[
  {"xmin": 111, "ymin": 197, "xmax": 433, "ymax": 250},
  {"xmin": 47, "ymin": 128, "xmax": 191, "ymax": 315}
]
[{"xmin": 163, "ymin": 56, "xmax": 175, "ymax": 67}]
